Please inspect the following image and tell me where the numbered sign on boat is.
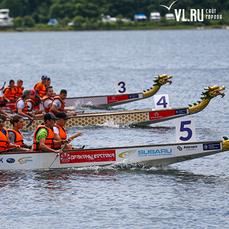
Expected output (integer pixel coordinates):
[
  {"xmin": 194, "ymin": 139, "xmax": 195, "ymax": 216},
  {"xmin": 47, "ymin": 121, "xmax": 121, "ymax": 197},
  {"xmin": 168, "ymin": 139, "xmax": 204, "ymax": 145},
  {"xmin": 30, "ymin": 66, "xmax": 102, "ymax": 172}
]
[
  {"xmin": 154, "ymin": 94, "xmax": 170, "ymax": 110},
  {"xmin": 116, "ymin": 80, "xmax": 128, "ymax": 94},
  {"xmin": 176, "ymin": 117, "xmax": 196, "ymax": 143}
]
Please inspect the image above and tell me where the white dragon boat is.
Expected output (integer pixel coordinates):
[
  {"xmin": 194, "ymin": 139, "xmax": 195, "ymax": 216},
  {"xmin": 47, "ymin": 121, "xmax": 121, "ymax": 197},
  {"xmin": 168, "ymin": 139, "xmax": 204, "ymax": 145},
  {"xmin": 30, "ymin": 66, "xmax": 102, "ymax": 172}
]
[
  {"xmin": 1, "ymin": 74, "xmax": 172, "ymax": 112},
  {"xmin": 4, "ymin": 85, "xmax": 225, "ymax": 131},
  {"xmin": 0, "ymin": 139, "xmax": 229, "ymax": 170}
]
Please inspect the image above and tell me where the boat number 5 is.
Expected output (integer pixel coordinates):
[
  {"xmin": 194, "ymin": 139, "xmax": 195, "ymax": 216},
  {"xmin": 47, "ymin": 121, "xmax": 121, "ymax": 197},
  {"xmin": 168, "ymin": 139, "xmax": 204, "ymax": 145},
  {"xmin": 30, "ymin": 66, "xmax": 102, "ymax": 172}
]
[
  {"xmin": 176, "ymin": 118, "xmax": 196, "ymax": 143},
  {"xmin": 116, "ymin": 80, "xmax": 127, "ymax": 94}
]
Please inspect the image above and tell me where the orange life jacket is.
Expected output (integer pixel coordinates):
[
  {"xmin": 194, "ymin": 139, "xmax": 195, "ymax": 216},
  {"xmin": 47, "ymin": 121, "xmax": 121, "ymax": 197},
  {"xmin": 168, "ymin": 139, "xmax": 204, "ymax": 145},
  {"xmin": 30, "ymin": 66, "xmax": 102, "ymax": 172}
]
[
  {"xmin": 33, "ymin": 124, "xmax": 54, "ymax": 151},
  {"xmin": 7, "ymin": 129, "xmax": 23, "ymax": 147},
  {"xmin": 26, "ymin": 99, "xmax": 35, "ymax": 111},
  {"xmin": 0, "ymin": 128, "xmax": 9, "ymax": 151},
  {"xmin": 54, "ymin": 124, "xmax": 67, "ymax": 148},
  {"xmin": 50, "ymin": 96, "xmax": 65, "ymax": 114},
  {"xmin": 34, "ymin": 82, "xmax": 46, "ymax": 98},
  {"xmin": 15, "ymin": 98, "xmax": 29, "ymax": 114},
  {"xmin": 15, "ymin": 86, "xmax": 24, "ymax": 97},
  {"xmin": 3, "ymin": 86, "xmax": 18, "ymax": 101},
  {"xmin": 42, "ymin": 96, "xmax": 54, "ymax": 113}
]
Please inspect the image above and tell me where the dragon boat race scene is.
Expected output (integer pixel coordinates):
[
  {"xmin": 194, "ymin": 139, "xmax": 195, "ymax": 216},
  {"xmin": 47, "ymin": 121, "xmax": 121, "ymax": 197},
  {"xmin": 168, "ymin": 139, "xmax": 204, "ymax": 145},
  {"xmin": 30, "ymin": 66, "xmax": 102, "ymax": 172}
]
[{"xmin": 0, "ymin": 0, "xmax": 229, "ymax": 228}]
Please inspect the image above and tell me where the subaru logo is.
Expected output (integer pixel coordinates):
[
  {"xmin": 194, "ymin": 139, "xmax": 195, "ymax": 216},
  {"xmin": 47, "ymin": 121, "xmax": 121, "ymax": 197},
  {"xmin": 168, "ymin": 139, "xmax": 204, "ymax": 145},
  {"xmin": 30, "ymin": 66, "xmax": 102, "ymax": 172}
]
[{"xmin": 6, "ymin": 158, "xmax": 15, "ymax": 164}]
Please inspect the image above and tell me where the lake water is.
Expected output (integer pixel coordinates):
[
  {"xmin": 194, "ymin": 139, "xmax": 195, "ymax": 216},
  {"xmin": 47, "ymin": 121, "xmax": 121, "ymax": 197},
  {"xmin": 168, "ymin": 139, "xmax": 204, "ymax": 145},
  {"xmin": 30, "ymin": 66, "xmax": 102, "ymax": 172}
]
[{"xmin": 0, "ymin": 29, "xmax": 229, "ymax": 228}]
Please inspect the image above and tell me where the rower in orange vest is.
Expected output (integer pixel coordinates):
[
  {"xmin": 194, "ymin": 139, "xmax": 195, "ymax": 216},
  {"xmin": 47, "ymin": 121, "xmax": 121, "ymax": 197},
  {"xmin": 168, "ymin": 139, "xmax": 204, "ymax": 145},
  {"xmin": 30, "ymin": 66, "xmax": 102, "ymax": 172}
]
[
  {"xmin": 42, "ymin": 86, "xmax": 54, "ymax": 113},
  {"xmin": 53, "ymin": 112, "xmax": 83, "ymax": 150},
  {"xmin": 33, "ymin": 112, "xmax": 68, "ymax": 152},
  {"xmin": 34, "ymin": 75, "xmax": 47, "ymax": 98},
  {"xmin": 15, "ymin": 79, "xmax": 24, "ymax": 98},
  {"xmin": 8, "ymin": 115, "xmax": 31, "ymax": 151},
  {"xmin": 0, "ymin": 114, "xmax": 20, "ymax": 151},
  {"xmin": 3, "ymin": 80, "xmax": 18, "ymax": 102},
  {"xmin": 50, "ymin": 89, "xmax": 76, "ymax": 116}
]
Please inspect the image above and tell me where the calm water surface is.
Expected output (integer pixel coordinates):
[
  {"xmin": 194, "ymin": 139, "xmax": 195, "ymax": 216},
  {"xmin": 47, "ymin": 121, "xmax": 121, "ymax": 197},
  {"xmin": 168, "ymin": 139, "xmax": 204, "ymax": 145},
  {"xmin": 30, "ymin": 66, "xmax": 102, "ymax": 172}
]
[{"xmin": 0, "ymin": 29, "xmax": 229, "ymax": 228}]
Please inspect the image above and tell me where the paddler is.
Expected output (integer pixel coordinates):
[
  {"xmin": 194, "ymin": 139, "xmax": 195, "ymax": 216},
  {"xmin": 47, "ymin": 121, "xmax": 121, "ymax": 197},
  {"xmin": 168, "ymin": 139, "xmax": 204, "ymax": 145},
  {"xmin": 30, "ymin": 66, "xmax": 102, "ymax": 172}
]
[
  {"xmin": 3, "ymin": 79, "xmax": 18, "ymax": 102},
  {"xmin": 42, "ymin": 86, "xmax": 54, "ymax": 113},
  {"xmin": 0, "ymin": 114, "xmax": 20, "ymax": 151},
  {"xmin": 34, "ymin": 75, "xmax": 47, "ymax": 98},
  {"xmin": 26, "ymin": 89, "xmax": 44, "ymax": 118},
  {"xmin": 15, "ymin": 79, "xmax": 24, "ymax": 98},
  {"xmin": 54, "ymin": 112, "xmax": 83, "ymax": 150},
  {"xmin": 15, "ymin": 90, "xmax": 42, "ymax": 120},
  {"xmin": 33, "ymin": 112, "xmax": 69, "ymax": 153},
  {"xmin": 8, "ymin": 115, "xmax": 32, "ymax": 151},
  {"xmin": 50, "ymin": 89, "xmax": 76, "ymax": 116}
]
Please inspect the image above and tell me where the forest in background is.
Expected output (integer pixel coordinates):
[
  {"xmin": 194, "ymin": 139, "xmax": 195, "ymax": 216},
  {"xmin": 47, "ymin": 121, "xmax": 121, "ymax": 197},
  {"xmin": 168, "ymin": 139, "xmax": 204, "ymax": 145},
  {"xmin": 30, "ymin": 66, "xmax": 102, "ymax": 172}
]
[{"xmin": 0, "ymin": 0, "xmax": 229, "ymax": 30}]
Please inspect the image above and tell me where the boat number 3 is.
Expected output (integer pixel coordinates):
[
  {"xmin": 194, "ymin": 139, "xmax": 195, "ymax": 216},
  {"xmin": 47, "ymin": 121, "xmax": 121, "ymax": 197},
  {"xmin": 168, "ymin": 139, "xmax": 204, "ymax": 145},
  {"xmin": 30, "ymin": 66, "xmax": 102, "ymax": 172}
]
[
  {"xmin": 116, "ymin": 80, "xmax": 127, "ymax": 94},
  {"xmin": 118, "ymin": 81, "xmax": 126, "ymax": 93}
]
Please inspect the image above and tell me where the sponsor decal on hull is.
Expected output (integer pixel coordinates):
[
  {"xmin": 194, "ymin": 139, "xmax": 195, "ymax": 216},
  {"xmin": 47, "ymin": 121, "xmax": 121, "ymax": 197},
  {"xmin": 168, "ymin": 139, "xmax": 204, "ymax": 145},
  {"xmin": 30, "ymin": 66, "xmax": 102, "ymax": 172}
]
[
  {"xmin": 60, "ymin": 150, "xmax": 116, "ymax": 164},
  {"xmin": 149, "ymin": 109, "xmax": 188, "ymax": 120},
  {"xmin": 138, "ymin": 148, "xmax": 173, "ymax": 157},
  {"xmin": 18, "ymin": 157, "xmax": 33, "ymax": 164},
  {"xmin": 203, "ymin": 142, "xmax": 221, "ymax": 151},
  {"xmin": 6, "ymin": 158, "xmax": 15, "ymax": 163},
  {"xmin": 107, "ymin": 94, "xmax": 139, "ymax": 104}
]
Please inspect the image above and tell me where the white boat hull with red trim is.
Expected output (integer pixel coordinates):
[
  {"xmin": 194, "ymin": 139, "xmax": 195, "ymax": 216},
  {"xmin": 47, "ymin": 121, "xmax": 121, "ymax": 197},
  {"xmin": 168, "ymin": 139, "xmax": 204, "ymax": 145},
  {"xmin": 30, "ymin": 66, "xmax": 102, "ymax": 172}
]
[{"xmin": 0, "ymin": 140, "xmax": 228, "ymax": 170}]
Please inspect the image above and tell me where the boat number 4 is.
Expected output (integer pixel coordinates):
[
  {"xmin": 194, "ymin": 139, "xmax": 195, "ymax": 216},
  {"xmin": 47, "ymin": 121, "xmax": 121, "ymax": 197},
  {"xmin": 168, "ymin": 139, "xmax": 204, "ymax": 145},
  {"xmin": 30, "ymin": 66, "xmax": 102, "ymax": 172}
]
[
  {"xmin": 176, "ymin": 118, "xmax": 196, "ymax": 143},
  {"xmin": 154, "ymin": 94, "xmax": 170, "ymax": 109},
  {"xmin": 116, "ymin": 80, "xmax": 127, "ymax": 94}
]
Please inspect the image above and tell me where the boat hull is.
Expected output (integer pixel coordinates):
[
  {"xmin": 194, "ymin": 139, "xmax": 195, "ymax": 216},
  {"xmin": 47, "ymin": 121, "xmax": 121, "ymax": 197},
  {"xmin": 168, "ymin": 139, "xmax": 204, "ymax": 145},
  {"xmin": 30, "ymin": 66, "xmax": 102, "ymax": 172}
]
[
  {"xmin": 4, "ymin": 107, "xmax": 189, "ymax": 130},
  {"xmin": 1, "ymin": 93, "xmax": 144, "ymax": 112},
  {"xmin": 0, "ymin": 140, "xmax": 224, "ymax": 170}
]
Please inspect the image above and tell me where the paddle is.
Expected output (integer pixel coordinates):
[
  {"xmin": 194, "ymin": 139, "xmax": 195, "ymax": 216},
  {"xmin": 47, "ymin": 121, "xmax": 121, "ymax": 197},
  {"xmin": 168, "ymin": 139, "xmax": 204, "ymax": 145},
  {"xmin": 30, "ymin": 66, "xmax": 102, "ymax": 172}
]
[
  {"xmin": 0, "ymin": 81, "xmax": 6, "ymax": 91},
  {"xmin": 0, "ymin": 147, "xmax": 17, "ymax": 154},
  {"xmin": 26, "ymin": 113, "xmax": 36, "ymax": 128},
  {"xmin": 48, "ymin": 141, "xmax": 68, "ymax": 168}
]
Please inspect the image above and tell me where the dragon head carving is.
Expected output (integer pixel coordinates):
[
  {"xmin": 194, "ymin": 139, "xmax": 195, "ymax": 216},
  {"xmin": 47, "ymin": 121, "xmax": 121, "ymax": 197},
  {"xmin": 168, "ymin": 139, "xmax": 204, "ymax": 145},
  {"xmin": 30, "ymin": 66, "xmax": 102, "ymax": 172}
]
[
  {"xmin": 153, "ymin": 74, "xmax": 173, "ymax": 86},
  {"xmin": 202, "ymin": 85, "xmax": 225, "ymax": 99}
]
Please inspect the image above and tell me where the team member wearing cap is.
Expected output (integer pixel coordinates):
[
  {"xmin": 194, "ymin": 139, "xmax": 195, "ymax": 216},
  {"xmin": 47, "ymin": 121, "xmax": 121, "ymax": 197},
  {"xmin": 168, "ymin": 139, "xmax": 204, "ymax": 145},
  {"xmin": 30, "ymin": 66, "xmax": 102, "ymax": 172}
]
[
  {"xmin": 50, "ymin": 89, "xmax": 76, "ymax": 116},
  {"xmin": 34, "ymin": 75, "xmax": 47, "ymax": 98},
  {"xmin": 42, "ymin": 86, "xmax": 54, "ymax": 113},
  {"xmin": 0, "ymin": 114, "xmax": 20, "ymax": 151},
  {"xmin": 54, "ymin": 112, "xmax": 83, "ymax": 150},
  {"xmin": 33, "ymin": 112, "xmax": 68, "ymax": 153},
  {"xmin": 15, "ymin": 90, "xmax": 33, "ymax": 120},
  {"xmin": 8, "ymin": 115, "xmax": 32, "ymax": 151},
  {"xmin": 3, "ymin": 79, "xmax": 18, "ymax": 102},
  {"xmin": 15, "ymin": 90, "xmax": 43, "ymax": 120}
]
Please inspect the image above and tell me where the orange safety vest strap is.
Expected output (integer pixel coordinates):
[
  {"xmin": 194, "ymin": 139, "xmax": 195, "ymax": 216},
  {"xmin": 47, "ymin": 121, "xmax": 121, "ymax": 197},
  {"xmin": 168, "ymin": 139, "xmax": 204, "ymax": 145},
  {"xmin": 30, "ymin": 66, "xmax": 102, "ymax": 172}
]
[
  {"xmin": 54, "ymin": 125, "xmax": 67, "ymax": 148},
  {"xmin": 15, "ymin": 98, "xmax": 29, "ymax": 114},
  {"xmin": 3, "ymin": 86, "xmax": 18, "ymax": 101},
  {"xmin": 15, "ymin": 86, "xmax": 24, "ymax": 97},
  {"xmin": 50, "ymin": 96, "xmax": 65, "ymax": 114},
  {"xmin": 7, "ymin": 129, "xmax": 23, "ymax": 147},
  {"xmin": 43, "ymin": 96, "xmax": 54, "ymax": 113},
  {"xmin": 34, "ymin": 82, "xmax": 46, "ymax": 98},
  {"xmin": 0, "ymin": 128, "xmax": 9, "ymax": 151}
]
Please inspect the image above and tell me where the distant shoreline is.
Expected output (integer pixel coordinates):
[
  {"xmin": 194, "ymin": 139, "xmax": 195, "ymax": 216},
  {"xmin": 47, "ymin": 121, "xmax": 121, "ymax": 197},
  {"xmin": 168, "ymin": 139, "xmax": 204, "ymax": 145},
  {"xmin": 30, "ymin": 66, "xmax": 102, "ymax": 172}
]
[{"xmin": 0, "ymin": 25, "xmax": 224, "ymax": 33}]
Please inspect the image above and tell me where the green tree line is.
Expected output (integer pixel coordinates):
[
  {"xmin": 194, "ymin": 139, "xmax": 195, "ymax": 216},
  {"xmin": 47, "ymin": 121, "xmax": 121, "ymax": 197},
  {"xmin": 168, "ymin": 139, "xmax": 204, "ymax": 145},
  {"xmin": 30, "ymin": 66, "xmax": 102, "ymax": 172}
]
[{"xmin": 1, "ymin": 0, "xmax": 229, "ymax": 29}]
